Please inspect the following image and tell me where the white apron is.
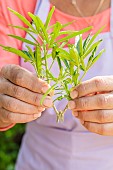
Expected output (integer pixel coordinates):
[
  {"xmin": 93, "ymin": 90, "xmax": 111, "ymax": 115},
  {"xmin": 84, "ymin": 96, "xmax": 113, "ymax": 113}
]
[{"xmin": 16, "ymin": 0, "xmax": 113, "ymax": 169}]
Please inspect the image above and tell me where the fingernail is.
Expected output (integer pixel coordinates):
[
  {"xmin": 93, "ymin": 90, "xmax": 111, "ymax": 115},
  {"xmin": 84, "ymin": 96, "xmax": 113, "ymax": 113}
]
[
  {"xmin": 43, "ymin": 98, "xmax": 53, "ymax": 107},
  {"xmin": 41, "ymin": 85, "xmax": 49, "ymax": 93},
  {"xmin": 70, "ymin": 90, "xmax": 78, "ymax": 99},
  {"xmin": 34, "ymin": 113, "xmax": 41, "ymax": 119},
  {"xmin": 68, "ymin": 101, "xmax": 76, "ymax": 109},
  {"xmin": 72, "ymin": 111, "xmax": 78, "ymax": 117},
  {"xmin": 80, "ymin": 119, "xmax": 84, "ymax": 125}
]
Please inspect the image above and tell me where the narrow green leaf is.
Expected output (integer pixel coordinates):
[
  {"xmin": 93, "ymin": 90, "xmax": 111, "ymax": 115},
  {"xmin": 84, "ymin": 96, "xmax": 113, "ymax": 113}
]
[
  {"xmin": 46, "ymin": 69, "xmax": 57, "ymax": 81},
  {"xmin": 83, "ymin": 40, "xmax": 102, "ymax": 59},
  {"xmin": 63, "ymin": 59, "xmax": 70, "ymax": 69},
  {"xmin": 90, "ymin": 49, "xmax": 105, "ymax": 67},
  {"xmin": 57, "ymin": 26, "xmax": 92, "ymax": 42},
  {"xmin": 57, "ymin": 56, "xmax": 62, "ymax": 70},
  {"xmin": 50, "ymin": 22, "xmax": 62, "ymax": 45},
  {"xmin": 35, "ymin": 46, "xmax": 42, "ymax": 76},
  {"xmin": 85, "ymin": 26, "xmax": 105, "ymax": 51},
  {"xmin": 8, "ymin": 25, "xmax": 34, "ymax": 32},
  {"xmin": 69, "ymin": 61, "xmax": 75, "ymax": 75},
  {"xmin": 45, "ymin": 6, "xmax": 55, "ymax": 29},
  {"xmin": 79, "ymin": 35, "xmax": 83, "ymax": 56},
  {"xmin": 1, "ymin": 46, "xmax": 30, "ymax": 60},
  {"xmin": 83, "ymin": 34, "xmax": 91, "ymax": 51},
  {"xmin": 62, "ymin": 20, "xmax": 76, "ymax": 28},
  {"xmin": 28, "ymin": 13, "xmax": 40, "ymax": 32},
  {"xmin": 8, "ymin": 8, "xmax": 36, "ymax": 33},
  {"xmin": 57, "ymin": 48, "xmax": 71, "ymax": 61},
  {"xmin": 69, "ymin": 46, "xmax": 79, "ymax": 66},
  {"xmin": 40, "ymin": 83, "xmax": 57, "ymax": 105},
  {"xmin": 28, "ymin": 12, "xmax": 49, "ymax": 43},
  {"xmin": 8, "ymin": 34, "xmax": 37, "ymax": 46},
  {"xmin": 26, "ymin": 46, "xmax": 34, "ymax": 59}
]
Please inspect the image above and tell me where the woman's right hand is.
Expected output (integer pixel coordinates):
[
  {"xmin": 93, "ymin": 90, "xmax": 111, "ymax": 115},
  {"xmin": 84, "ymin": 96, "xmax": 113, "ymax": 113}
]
[{"xmin": 0, "ymin": 64, "xmax": 53, "ymax": 128}]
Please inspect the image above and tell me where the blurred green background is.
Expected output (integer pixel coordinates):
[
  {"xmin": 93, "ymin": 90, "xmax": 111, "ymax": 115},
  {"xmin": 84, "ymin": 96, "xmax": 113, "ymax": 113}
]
[{"xmin": 0, "ymin": 124, "xmax": 25, "ymax": 170}]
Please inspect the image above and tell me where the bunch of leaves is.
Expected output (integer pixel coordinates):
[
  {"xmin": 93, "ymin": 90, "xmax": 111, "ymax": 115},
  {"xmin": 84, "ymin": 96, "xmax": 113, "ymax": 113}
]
[{"xmin": 0, "ymin": 7, "xmax": 105, "ymax": 122}]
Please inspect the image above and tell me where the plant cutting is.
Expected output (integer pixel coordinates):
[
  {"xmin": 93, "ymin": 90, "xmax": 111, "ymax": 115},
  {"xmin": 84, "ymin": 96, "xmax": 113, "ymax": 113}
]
[{"xmin": 0, "ymin": 7, "xmax": 105, "ymax": 122}]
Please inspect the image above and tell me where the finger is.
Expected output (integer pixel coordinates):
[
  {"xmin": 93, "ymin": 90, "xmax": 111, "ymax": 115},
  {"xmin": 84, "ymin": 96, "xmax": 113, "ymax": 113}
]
[
  {"xmin": 70, "ymin": 76, "xmax": 113, "ymax": 99},
  {"xmin": 0, "ymin": 108, "xmax": 41, "ymax": 123},
  {"xmin": 0, "ymin": 78, "xmax": 52, "ymax": 108},
  {"xmin": 83, "ymin": 121, "xmax": 113, "ymax": 136},
  {"xmin": 0, "ymin": 94, "xmax": 41, "ymax": 114},
  {"xmin": 1, "ymin": 64, "xmax": 50, "ymax": 94},
  {"xmin": 73, "ymin": 110, "xmax": 113, "ymax": 123},
  {"xmin": 68, "ymin": 93, "xmax": 113, "ymax": 111}
]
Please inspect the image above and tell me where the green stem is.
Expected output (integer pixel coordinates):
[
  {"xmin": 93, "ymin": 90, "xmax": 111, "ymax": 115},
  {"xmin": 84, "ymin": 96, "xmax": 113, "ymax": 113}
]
[
  {"xmin": 78, "ymin": 71, "xmax": 87, "ymax": 84},
  {"xmin": 49, "ymin": 59, "xmax": 55, "ymax": 70}
]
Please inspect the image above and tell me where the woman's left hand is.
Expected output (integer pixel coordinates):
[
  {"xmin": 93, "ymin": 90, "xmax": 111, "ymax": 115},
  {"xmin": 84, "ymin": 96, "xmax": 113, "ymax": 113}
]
[{"xmin": 68, "ymin": 76, "xmax": 113, "ymax": 136}]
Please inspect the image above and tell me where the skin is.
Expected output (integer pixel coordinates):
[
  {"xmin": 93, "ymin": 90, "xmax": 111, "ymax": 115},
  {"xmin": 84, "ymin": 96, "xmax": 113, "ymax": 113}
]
[
  {"xmin": 0, "ymin": 0, "xmax": 112, "ymax": 136},
  {"xmin": 50, "ymin": 0, "xmax": 111, "ymax": 17},
  {"xmin": 0, "ymin": 65, "xmax": 52, "ymax": 127},
  {"xmin": 68, "ymin": 76, "xmax": 113, "ymax": 136}
]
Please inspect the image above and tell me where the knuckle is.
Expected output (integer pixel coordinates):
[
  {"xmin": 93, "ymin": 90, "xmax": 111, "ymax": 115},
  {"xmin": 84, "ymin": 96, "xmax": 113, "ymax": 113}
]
[
  {"xmin": 13, "ymin": 86, "xmax": 22, "ymax": 98},
  {"xmin": 97, "ymin": 95, "xmax": 107, "ymax": 108},
  {"xmin": 7, "ymin": 113, "xmax": 14, "ymax": 122},
  {"xmin": 79, "ymin": 98, "xmax": 88, "ymax": 109},
  {"xmin": 5, "ymin": 99, "xmax": 18, "ymax": 112},
  {"xmin": 32, "ymin": 94, "xmax": 39, "ymax": 105},
  {"xmin": 78, "ymin": 84, "xmax": 87, "ymax": 95},
  {"xmin": 5, "ymin": 100, "xmax": 13, "ymax": 110},
  {"xmin": 12, "ymin": 70, "xmax": 24, "ymax": 84},
  {"xmin": 93, "ymin": 77, "xmax": 105, "ymax": 90}
]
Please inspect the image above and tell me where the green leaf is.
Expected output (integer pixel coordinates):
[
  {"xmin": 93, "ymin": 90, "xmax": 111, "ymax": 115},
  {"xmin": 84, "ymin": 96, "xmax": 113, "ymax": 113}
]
[
  {"xmin": 8, "ymin": 34, "xmax": 37, "ymax": 46},
  {"xmin": 28, "ymin": 13, "xmax": 49, "ymax": 43},
  {"xmin": 86, "ymin": 47, "xmax": 98, "ymax": 69},
  {"xmin": 79, "ymin": 35, "xmax": 83, "ymax": 56},
  {"xmin": 40, "ymin": 83, "xmax": 57, "ymax": 105},
  {"xmin": 61, "ymin": 20, "xmax": 76, "ymax": 28},
  {"xmin": 8, "ymin": 25, "xmax": 34, "ymax": 32},
  {"xmin": 57, "ymin": 26, "xmax": 92, "ymax": 42},
  {"xmin": 8, "ymin": 8, "xmax": 36, "ymax": 33},
  {"xmin": 83, "ymin": 39, "xmax": 102, "ymax": 59},
  {"xmin": 57, "ymin": 56, "xmax": 62, "ymax": 70},
  {"xmin": 50, "ymin": 22, "xmax": 62, "ymax": 45},
  {"xmin": 69, "ymin": 61, "xmax": 75, "ymax": 75},
  {"xmin": 26, "ymin": 46, "xmax": 34, "ymax": 59},
  {"xmin": 85, "ymin": 26, "xmax": 105, "ymax": 51},
  {"xmin": 83, "ymin": 34, "xmax": 91, "ymax": 51},
  {"xmin": 27, "ymin": 13, "xmax": 40, "ymax": 32},
  {"xmin": 46, "ymin": 69, "xmax": 57, "ymax": 81},
  {"xmin": 22, "ymin": 50, "xmax": 32, "ymax": 60},
  {"xmin": 57, "ymin": 48, "xmax": 71, "ymax": 61},
  {"xmin": 1, "ymin": 46, "xmax": 30, "ymax": 60},
  {"xmin": 35, "ymin": 46, "xmax": 42, "ymax": 76},
  {"xmin": 89, "ymin": 49, "xmax": 105, "ymax": 68},
  {"xmin": 69, "ymin": 46, "xmax": 79, "ymax": 66},
  {"xmin": 28, "ymin": 12, "xmax": 49, "ymax": 43},
  {"xmin": 45, "ymin": 6, "xmax": 55, "ymax": 29},
  {"xmin": 63, "ymin": 59, "xmax": 70, "ymax": 69}
]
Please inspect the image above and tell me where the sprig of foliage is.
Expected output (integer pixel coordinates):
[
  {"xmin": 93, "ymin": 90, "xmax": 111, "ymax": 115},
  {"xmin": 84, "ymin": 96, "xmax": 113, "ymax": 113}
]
[{"xmin": 0, "ymin": 7, "xmax": 105, "ymax": 122}]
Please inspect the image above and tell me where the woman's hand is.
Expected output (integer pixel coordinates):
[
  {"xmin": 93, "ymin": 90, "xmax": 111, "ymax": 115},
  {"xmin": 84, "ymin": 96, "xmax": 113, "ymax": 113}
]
[
  {"xmin": 0, "ymin": 64, "xmax": 52, "ymax": 127},
  {"xmin": 68, "ymin": 76, "xmax": 113, "ymax": 136}
]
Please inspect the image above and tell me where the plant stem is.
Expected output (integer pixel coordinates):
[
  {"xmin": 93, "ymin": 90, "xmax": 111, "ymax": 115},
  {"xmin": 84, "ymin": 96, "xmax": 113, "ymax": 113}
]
[{"xmin": 79, "ymin": 71, "xmax": 87, "ymax": 84}]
